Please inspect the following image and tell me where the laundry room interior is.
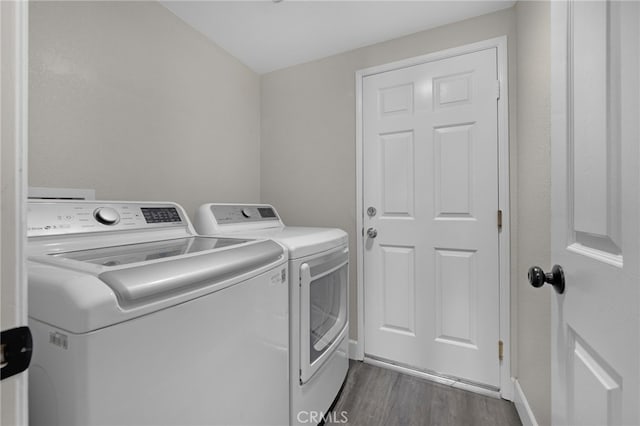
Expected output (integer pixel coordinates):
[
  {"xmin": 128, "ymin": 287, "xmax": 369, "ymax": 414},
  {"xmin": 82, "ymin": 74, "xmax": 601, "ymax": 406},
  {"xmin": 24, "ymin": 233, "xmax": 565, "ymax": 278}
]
[{"xmin": 2, "ymin": 1, "xmax": 639, "ymax": 426}]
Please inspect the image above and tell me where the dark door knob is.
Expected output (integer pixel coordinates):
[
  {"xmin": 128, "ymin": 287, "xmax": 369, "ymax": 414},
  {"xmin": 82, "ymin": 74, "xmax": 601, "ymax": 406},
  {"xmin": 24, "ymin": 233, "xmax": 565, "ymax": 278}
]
[{"xmin": 528, "ymin": 265, "xmax": 565, "ymax": 294}]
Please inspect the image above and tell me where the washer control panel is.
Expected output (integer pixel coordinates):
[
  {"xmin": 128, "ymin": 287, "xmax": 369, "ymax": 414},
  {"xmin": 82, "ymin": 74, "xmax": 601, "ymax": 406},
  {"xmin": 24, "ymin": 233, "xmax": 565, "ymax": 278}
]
[
  {"xmin": 28, "ymin": 202, "xmax": 186, "ymax": 237},
  {"xmin": 210, "ymin": 204, "xmax": 281, "ymax": 225}
]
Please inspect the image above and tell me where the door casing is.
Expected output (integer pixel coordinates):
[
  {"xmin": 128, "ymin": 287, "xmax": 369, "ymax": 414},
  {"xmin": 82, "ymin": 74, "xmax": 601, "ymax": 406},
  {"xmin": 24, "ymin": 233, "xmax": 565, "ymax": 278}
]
[
  {"xmin": 0, "ymin": 0, "xmax": 29, "ymax": 423},
  {"xmin": 354, "ymin": 36, "xmax": 512, "ymax": 400}
]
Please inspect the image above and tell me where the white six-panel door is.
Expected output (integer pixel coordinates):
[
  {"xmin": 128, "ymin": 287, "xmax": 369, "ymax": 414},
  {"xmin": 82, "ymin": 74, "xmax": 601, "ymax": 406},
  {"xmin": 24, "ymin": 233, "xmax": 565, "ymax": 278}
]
[
  {"xmin": 551, "ymin": 1, "xmax": 639, "ymax": 424},
  {"xmin": 362, "ymin": 48, "xmax": 501, "ymax": 388}
]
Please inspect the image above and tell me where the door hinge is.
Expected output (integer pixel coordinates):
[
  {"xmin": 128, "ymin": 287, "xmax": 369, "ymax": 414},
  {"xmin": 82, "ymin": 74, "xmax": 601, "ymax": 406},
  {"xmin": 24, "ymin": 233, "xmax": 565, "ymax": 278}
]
[
  {"xmin": 497, "ymin": 209, "xmax": 503, "ymax": 231},
  {"xmin": 498, "ymin": 340, "xmax": 504, "ymax": 362},
  {"xmin": 496, "ymin": 80, "xmax": 501, "ymax": 100}
]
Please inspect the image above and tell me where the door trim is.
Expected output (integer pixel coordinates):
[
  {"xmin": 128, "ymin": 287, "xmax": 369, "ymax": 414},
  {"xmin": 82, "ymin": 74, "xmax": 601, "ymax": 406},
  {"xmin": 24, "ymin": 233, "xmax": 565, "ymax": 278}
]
[
  {"xmin": 0, "ymin": 0, "xmax": 29, "ymax": 423},
  {"xmin": 354, "ymin": 36, "xmax": 512, "ymax": 400}
]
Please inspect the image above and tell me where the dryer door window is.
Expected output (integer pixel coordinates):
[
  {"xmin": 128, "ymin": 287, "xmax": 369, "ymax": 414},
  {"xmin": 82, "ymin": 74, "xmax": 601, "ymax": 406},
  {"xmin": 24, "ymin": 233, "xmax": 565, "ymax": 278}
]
[{"xmin": 300, "ymin": 248, "xmax": 348, "ymax": 384}]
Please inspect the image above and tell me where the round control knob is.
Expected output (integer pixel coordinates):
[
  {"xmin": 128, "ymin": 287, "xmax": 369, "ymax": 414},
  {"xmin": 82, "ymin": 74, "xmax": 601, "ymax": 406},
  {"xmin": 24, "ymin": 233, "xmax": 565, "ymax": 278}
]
[
  {"xmin": 94, "ymin": 207, "xmax": 120, "ymax": 225},
  {"xmin": 241, "ymin": 208, "xmax": 252, "ymax": 218}
]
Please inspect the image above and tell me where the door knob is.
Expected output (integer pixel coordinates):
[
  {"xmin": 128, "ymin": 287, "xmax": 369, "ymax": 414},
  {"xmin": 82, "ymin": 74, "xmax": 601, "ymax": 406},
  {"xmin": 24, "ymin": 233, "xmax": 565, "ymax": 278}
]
[
  {"xmin": 1, "ymin": 326, "xmax": 33, "ymax": 380},
  {"xmin": 367, "ymin": 228, "xmax": 378, "ymax": 238},
  {"xmin": 528, "ymin": 265, "xmax": 565, "ymax": 294},
  {"xmin": 367, "ymin": 207, "xmax": 377, "ymax": 217}
]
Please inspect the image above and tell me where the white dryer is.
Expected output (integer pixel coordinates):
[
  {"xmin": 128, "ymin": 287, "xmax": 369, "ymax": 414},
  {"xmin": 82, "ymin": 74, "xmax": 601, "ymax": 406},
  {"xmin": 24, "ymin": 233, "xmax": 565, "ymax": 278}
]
[
  {"xmin": 27, "ymin": 200, "xmax": 289, "ymax": 426},
  {"xmin": 194, "ymin": 204, "xmax": 349, "ymax": 426}
]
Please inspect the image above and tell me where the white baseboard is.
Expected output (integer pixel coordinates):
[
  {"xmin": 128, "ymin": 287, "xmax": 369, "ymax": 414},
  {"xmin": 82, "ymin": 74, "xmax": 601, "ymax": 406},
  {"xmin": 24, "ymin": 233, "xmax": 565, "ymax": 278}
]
[
  {"xmin": 364, "ymin": 357, "xmax": 501, "ymax": 399},
  {"xmin": 513, "ymin": 379, "xmax": 538, "ymax": 426},
  {"xmin": 500, "ymin": 379, "xmax": 515, "ymax": 401},
  {"xmin": 348, "ymin": 339, "xmax": 362, "ymax": 360}
]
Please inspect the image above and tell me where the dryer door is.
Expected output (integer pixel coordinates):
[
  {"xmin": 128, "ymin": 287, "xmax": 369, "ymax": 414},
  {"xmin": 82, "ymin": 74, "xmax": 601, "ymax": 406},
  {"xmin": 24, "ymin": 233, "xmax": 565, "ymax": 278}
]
[{"xmin": 300, "ymin": 247, "xmax": 348, "ymax": 384}]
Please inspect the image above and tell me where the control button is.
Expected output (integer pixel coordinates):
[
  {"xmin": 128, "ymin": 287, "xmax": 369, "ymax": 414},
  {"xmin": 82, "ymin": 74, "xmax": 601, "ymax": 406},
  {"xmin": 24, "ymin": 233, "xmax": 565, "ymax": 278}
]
[
  {"xmin": 241, "ymin": 208, "xmax": 252, "ymax": 218},
  {"xmin": 94, "ymin": 207, "xmax": 120, "ymax": 225}
]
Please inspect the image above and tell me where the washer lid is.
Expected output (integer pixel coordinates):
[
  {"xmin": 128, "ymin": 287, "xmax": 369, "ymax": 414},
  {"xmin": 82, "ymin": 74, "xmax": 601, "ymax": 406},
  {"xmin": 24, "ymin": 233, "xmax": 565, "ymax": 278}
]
[
  {"xmin": 97, "ymin": 240, "xmax": 283, "ymax": 307},
  {"xmin": 33, "ymin": 238, "xmax": 284, "ymax": 308},
  {"xmin": 52, "ymin": 236, "xmax": 249, "ymax": 267}
]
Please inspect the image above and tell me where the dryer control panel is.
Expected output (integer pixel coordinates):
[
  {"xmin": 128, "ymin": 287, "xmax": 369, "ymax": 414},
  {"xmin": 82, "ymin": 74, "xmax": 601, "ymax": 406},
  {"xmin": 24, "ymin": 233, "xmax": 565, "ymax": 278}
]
[
  {"xmin": 27, "ymin": 201, "xmax": 187, "ymax": 237},
  {"xmin": 194, "ymin": 204, "xmax": 284, "ymax": 234},
  {"xmin": 210, "ymin": 205, "xmax": 282, "ymax": 225}
]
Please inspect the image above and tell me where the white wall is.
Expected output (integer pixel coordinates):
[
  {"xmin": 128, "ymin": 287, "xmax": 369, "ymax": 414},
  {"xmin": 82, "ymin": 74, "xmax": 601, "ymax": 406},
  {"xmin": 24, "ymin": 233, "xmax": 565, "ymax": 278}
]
[
  {"xmin": 516, "ymin": 2, "xmax": 551, "ymax": 425},
  {"xmin": 261, "ymin": 4, "xmax": 551, "ymax": 424},
  {"xmin": 29, "ymin": 1, "xmax": 261, "ymax": 216}
]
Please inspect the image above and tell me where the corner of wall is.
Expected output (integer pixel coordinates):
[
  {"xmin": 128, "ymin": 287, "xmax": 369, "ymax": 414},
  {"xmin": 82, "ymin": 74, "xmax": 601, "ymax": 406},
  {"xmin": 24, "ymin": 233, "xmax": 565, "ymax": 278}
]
[{"xmin": 514, "ymin": 379, "xmax": 540, "ymax": 426}]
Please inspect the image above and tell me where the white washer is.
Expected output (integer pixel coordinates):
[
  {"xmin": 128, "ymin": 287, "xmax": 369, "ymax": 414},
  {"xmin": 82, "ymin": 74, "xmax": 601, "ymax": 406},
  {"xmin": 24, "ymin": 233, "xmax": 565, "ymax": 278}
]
[
  {"xmin": 27, "ymin": 200, "xmax": 289, "ymax": 426},
  {"xmin": 194, "ymin": 203, "xmax": 349, "ymax": 425}
]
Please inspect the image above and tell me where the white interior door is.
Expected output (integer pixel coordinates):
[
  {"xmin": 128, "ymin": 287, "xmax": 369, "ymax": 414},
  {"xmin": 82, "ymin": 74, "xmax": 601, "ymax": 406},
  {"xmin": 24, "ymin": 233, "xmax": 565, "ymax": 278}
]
[
  {"xmin": 362, "ymin": 48, "xmax": 501, "ymax": 388},
  {"xmin": 550, "ymin": 1, "xmax": 639, "ymax": 425},
  {"xmin": 1, "ymin": 1, "xmax": 29, "ymax": 424}
]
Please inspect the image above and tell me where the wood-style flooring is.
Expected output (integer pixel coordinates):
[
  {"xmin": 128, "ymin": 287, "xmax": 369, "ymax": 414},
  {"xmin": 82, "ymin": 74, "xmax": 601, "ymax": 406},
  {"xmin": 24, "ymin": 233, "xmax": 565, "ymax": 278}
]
[{"xmin": 326, "ymin": 360, "xmax": 522, "ymax": 426}]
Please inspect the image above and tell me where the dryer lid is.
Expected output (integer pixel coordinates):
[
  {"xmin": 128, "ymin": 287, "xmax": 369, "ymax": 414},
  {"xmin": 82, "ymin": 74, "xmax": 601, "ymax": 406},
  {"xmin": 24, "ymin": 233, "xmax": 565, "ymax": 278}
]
[{"xmin": 251, "ymin": 227, "xmax": 347, "ymax": 259}]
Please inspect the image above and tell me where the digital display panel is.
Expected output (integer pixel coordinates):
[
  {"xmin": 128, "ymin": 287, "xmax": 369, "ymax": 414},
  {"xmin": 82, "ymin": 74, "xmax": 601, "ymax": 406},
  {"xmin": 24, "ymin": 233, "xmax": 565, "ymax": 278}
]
[
  {"xmin": 258, "ymin": 207, "xmax": 277, "ymax": 218},
  {"xmin": 140, "ymin": 207, "xmax": 182, "ymax": 224}
]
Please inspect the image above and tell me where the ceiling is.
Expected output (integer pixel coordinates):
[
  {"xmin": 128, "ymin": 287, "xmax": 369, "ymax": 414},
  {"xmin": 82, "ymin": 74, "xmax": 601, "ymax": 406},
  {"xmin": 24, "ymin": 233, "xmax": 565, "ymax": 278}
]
[{"xmin": 161, "ymin": 1, "xmax": 515, "ymax": 74}]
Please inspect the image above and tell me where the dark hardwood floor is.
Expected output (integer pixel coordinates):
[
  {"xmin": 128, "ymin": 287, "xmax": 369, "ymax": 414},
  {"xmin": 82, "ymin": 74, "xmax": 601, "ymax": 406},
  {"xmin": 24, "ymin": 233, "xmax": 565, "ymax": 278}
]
[{"xmin": 326, "ymin": 361, "xmax": 522, "ymax": 426}]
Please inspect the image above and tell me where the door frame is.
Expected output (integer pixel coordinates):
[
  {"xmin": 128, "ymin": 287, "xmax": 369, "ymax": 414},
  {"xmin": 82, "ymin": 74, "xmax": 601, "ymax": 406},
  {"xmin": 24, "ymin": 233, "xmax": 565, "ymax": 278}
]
[
  {"xmin": 0, "ymin": 0, "xmax": 30, "ymax": 423},
  {"xmin": 354, "ymin": 36, "xmax": 512, "ymax": 399}
]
